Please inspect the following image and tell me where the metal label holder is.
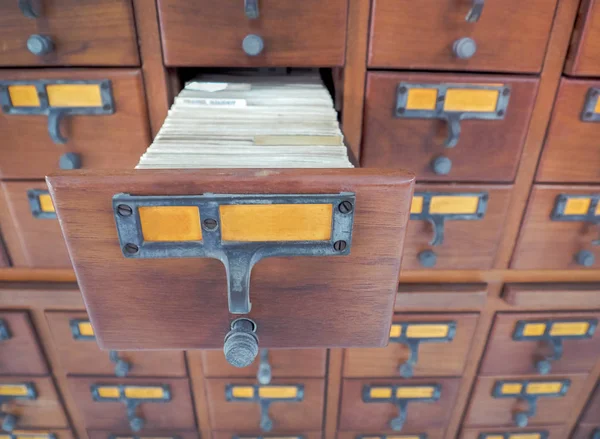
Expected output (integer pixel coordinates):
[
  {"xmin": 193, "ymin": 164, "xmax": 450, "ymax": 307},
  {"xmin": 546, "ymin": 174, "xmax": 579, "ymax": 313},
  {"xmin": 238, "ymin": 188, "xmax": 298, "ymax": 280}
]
[
  {"xmin": 551, "ymin": 194, "xmax": 600, "ymax": 223},
  {"xmin": 477, "ymin": 433, "xmax": 549, "ymax": 439},
  {"xmin": 395, "ymin": 83, "xmax": 510, "ymax": 147},
  {"xmin": 113, "ymin": 193, "xmax": 355, "ymax": 315},
  {"xmin": 0, "ymin": 79, "xmax": 114, "ymax": 144},
  {"xmin": 27, "ymin": 189, "xmax": 56, "ymax": 219},
  {"xmin": 69, "ymin": 319, "xmax": 95, "ymax": 341},
  {"xmin": 581, "ymin": 88, "xmax": 600, "ymax": 122},
  {"xmin": 0, "ymin": 320, "xmax": 11, "ymax": 342}
]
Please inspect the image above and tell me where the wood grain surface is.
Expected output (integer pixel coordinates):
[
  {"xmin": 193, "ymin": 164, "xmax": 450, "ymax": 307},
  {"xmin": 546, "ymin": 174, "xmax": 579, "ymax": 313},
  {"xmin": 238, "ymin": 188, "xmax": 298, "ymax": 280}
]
[
  {"xmin": 565, "ymin": 0, "xmax": 600, "ymax": 75},
  {"xmin": 581, "ymin": 382, "xmax": 600, "ymax": 423},
  {"xmin": 459, "ymin": 425, "xmax": 567, "ymax": 439},
  {"xmin": 0, "ymin": 311, "xmax": 48, "ymax": 375}
]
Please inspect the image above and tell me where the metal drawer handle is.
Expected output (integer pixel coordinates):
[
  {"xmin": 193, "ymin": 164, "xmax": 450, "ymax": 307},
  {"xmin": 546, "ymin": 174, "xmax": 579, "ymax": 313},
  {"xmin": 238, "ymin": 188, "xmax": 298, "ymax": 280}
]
[
  {"xmin": 18, "ymin": 0, "xmax": 40, "ymax": 18},
  {"xmin": 259, "ymin": 400, "xmax": 273, "ymax": 432},
  {"xmin": 243, "ymin": 34, "xmax": 264, "ymax": 56},
  {"xmin": 398, "ymin": 341, "xmax": 419, "ymax": 378},
  {"xmin": 109, "ymin": 351, "xmax": 131, "ymax": 377},
  {"xmin": 465, "ymin": 0, "xmax": 484, "ymax": 22},
  {"xmin": 245, "ymin": 0, "xmax": 259, "ymax": 19},
  {"xmin": 513, "ymin": 396, "xmax": 537, "ymax": 427},
  {"xmin": 391, "ymin": 400, "xmax": 408, "ymax": 431},
  {"xmin": 535, "ymin": 338, "xmax": 563, "ymax": 375},
  {"xmin": 48, "ymin": 109, "xmax": 67, "ymax": 144},
  {"xmin": 126, "ymin": 400, "xmax": 145, "ymax": 432},
  {"xmin": 257, "ymin": 349, "xmax": 272, "ymax": 385},
  {"xmin": 0, "ymin": 414, "xmax": 17, "ymax": 432}
]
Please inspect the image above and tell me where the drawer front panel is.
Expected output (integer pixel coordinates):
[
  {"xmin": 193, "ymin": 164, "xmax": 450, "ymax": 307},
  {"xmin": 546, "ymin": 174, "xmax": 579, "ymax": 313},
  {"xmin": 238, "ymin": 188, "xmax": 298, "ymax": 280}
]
[
  {"xmin": 88, "ymin": 431, "xmax": 199, "ymax": 439},
  {"xmin": 0, "ymin": 0, "xmax": 139, "ymax": 66},
  {"xmin": 571, "ymin": 424, "xmax": 600, "ymax": 439},
  {"xmin": 337, "ymin": 431, "xmax": 444, "ymax": 439},
  {"xmin": 362, "ymin": 72, "xmax": 538, "ymax": 182},
  {"xmin": 0, "ymin": 69, "xmax": 149, "ymax": 179},
  {"xmin": 565, "ymin": 0, "xmax": 600, "ymax": 76},
  {"xmin": 0, "ymin": 311, "xmax": 48, "ymax": 375},
  {"xmin": 344, "ymin": 313, "xmax": 478, "ymax": 378},
  {"xmin": 480, "ymin": 312, "xmax": 600, "ymax": 376},
  {"xmin": 46, "ymin": 311, "xmax": 187, "ymax": 377},
  {"xmin": 460, "ymin": 426, "xmax": 567, "ymax": 439},
  {"xmin": 582, "ymin": 382, "xmax": 600, "ymax": 424},
  {"xmin": 214, "ymin": 433, "xmax": 322, "ymax": 439},
  {"xmin": 158, "ymin": 0, "xmax": 347, "ymax": 67}
]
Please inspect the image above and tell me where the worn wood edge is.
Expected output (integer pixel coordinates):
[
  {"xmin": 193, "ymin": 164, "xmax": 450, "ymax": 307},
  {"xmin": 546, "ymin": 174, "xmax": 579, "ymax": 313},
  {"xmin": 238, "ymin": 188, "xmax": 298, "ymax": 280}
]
[
  {"xmin": 565, "ymin": 360, "xmax": 600, "ymax": 436},
  {"xmin": 493, "ymin": 0, "xmax": 582, "ymax": 268},
  {"xmin": 395, "ymin": 283, "xmax": 488, "ymax": 311},
  {"xmin": 564, "ymin": 0, "xmax": 591, "ymax": 75},
  {"xmin": 324, "ymin": 349, "xmax": 343, "ymax": 439},
  {"xmin": 503, "ymin": 282, "xmax": 600, "ymax": 308},
  {"xmin": 185, "ymin": 352, "xmax": 212, "ymax": 439}
]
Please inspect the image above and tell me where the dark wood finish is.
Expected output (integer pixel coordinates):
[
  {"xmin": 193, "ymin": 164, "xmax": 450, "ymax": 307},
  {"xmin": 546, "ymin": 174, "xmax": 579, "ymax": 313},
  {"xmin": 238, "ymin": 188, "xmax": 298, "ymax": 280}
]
[
  {"xmin": 0, "ymin": 0, "xmax": 139, "ymax": 66},
  {"xmin": 202, "ymin": 349, "xmax": 326, "ymax": 378},
  {"xmin": 215, "ymin": 433, "xmax": 321, "ymax": 439},
  {"xmin": 396, "ymin": 284, "xmax": 488, "ymax": 311},
  {"xmin": 16, "ymin": 430, "xmax": 74, "ymax": 439},
  {"xmin": 67, "ymin": 377, "xmax": 196, "ymax": 431},
  {"xmin": 205, "ymin": 378, "xmax": 325, "ymax": 432},
  {"xmin": 512, "ymin": 185, "xmax": 600, "ymax": 270},
  {"xmin": 325, "ymin": 349, "xmax": 343, "ymax": 439},
  {"xmin": 0, "ymin": 376, "xmax": 68, "ymax": 428},
  {"xmin": 337, "ymin": 430, "xmax": 444, "ymax": 439},
  {"xmin": 464, "ymin": 374, "xmax": 588, "ymax": 426},
  {"xmin": 0, "ymin": 311, "xmax": 48, "ymax": 375},
  {"xmin": 581, "ymin": 382, "xmax": 600, "ymax": 423},
  {"xmin": 537, "ymin": 78, "xmax": 600, "ymax": 183},
  {"xmin": 368, "ymin": 0, "xmax": 558, "ymax": 72},
  {"xmin": 89, "ymin": 431, "xmax": 199, "ymax": 439},
  {"xmin": 157, "ymin": 0, "xmax": 347, "ymax": 67},
  {"xmin": 571, "ymin": 424, "xmax": 600, "ymax": 439},
  {"xmin": 187, "ymin": 351, "xmax": 216, "ymax": 439},
  {"xmin": 0, "ymin": 182, "xmax": 71, "ymax": 268},
  {"xmin": 0, "ymin": 69, "xmax": 149, "ymax": 179},
  {"xmin": 565, "ymin": 0, "xmax": 600, "ymax": 76},
  {"xmin": 338, "ymin": 378, "xmax": 461, "ymax": 431},
  {"xmin": 479, "ymin": 311, "xmax": 600, "ymax": 376},
  {"xmin": 47, "ymin": 169, "xmax": 414, "ymax": 350},
  {"xmin": 344, "ymin": 313, "xmax": 479, "ymax": 378},
  {"xmin": 503, "ymin": 283, "xmax": 600, "ymax": 309},
  {"xmin": 459, "ymin": 425, "xmax": 567, "ymax": 439},
  {"xmin": 402, "ymin": 184, "xmax": 512, "ymax": 270},
  {"xmin": 45, "ymin": 311, "xmax": 187, "ymax": 377},
  {"xmin": 361, "ymin": 72, "xmax": 538, "ymax": 182}
]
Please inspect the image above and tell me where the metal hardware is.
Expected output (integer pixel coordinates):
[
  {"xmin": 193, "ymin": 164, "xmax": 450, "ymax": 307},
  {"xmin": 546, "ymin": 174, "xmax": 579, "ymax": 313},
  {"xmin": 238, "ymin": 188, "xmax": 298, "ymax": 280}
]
[
  {"xmin": 27, "ymin": 34, "xmax": 54, "ymax": 56},
  {"xmin": 0, "ymin": 79, "xmax": 114, "ymax": 145},
  {"xmin": 18, "ymin": 0, "xmax": 41, "ymax": 18},
  {"xmin": 244, "ymin": 0, "xmax": 259, "ymax": 19},
  {"xmin": 0, "ymin": 320, "xmax": 11, "ymax": 342},
  {"xmin": 0, "ymin": 383, "xmax": 37, "ymax": 432},
  {"xmin": 257, "ymin": 349, "xmax": 272, "ymax": 385},
  {"xmin": 357, "ymin": 436, "xmax": 427, "ymax": 439},
  {"xmin": 466, "ymin": 0, "xmax": 484, "ymax": 22},
  {"xmin": 477, "ymin": 432, "xmax": 549, "ymax": 439},
  {"xmin": 395, "ymin": 83, "xmax": 510, "ymax": 148},
  {"xmin": 592, "ymin": 428, "xmax": 600, "ymax": 439},
  {"xmin": 581, "ymin": 88, "xmax": 600, "ymax": 122},
  {"xmin": 224, "ymin": 318, "xmax": 259, "ymax": 368},
  {"xmin": 513, "ymin": 319, "xmax": 597, "ymax": 375},
  {"xmin": 109, "ymin": 351, "xmax": 131, "ymax": 377},
  {"xmin": 113, "ymin": 192, "xmax": 355, "ymax": 315},
  {"xmin": 431, "ymin": 156, "xmax": 452, "ymax": 175},
  {"xmin": 27, "ymin": 189, "xmax": 56, "ymax": 219},
  {"xmin": 69, "ymin": 319, "xmax": 94, "ymax": 340},
  {"xmin": 417, "ymin": 250, "xmax": 437, "ymax": 267},
  {"xmin": 453, "ymin": 37, "xmax": 477, "ymax": 59},
  {"xmin": 243, "ymin": 34, "xmax": 264, "ymax": 56},
  {"xmin": 91, "ymin": 384, "xmax": 171, "ymax": 432},
  {"xmin": 226, "ymin": 384, "xmax": 304, "ymax": 432},
  {"xmin": 492, "ymin": 380, "xmax": 570, "ymax": 427},
  {"xmin": 1, "ymin": 433, "xmax": 57, "ymax": 439},
  {"xmin": 410, "ymin": 192, "xmax": 488, "ymax": 246},
  {"xmin": 59, "ymin": 152, "xmax": 82, "ymax": 170},
  {"xmin": 390, "ymin": 322, "xmax": 456, "ymax": 378},
  {"xmin": 362, "ymin": 384, "xmax": 441, "ymax": 432},
  {"xmin": 575, "ymin": 250, "xmax": 595, "ymax": 267}
]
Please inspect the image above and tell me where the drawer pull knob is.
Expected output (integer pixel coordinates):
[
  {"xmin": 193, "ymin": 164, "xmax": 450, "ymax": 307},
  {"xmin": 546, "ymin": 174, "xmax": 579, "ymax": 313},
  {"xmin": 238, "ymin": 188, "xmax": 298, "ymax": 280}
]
[
  {"xmin": 126, "ymin": 401, "xmax": 145, "ymax": 432},
  {"xmin": 27, "ymin": 34, "xmax": 54, "ymax": 56},
  {"xmin": 48, "ymin": 109, "xmax": 68, "ymax": 144},
  {"xmin": 465, "ymin": 0, "xmax": 484, "ymax": 22},
  {"xmin": 535, "ymin": 338, "xmax": 563, "ymax": 375},
  {"xmin": 431, "ymin": 156, "xmax": 452, "ymax": 175},
  {"xmin": 514, "ymin": 398, "xmax": 537, "ymax": 427},
  {"xmin": 0, "ymin": 414, "xmax": 17, "ymax": 432},
  {"xmin": 452, "ymin": 37, "xmax": 477, "ymax": 59},
  {"xmin": 575, "ymin": 250, "xmax": 595, "ymax": 267},
  {"xmin": 390, "ymin": 401, "xmax": 408, "ymax": 431},
  {"xmin": 257, "ymin": 349, "xmax": 272, "ymax": 385},
  {"xmin": 0, "ymin": 321, "xmax": 11, "ymax": 342},
  {"xmin": 59, "ymin": 152, "xmax": 82, "ymax": 170},
  {"xmin": 398, "ymin": 342, "xmax": 418, "ymax": 378},
  {"xmin": 224, "ymin": 318, "xmax": 259, "ymax": 368},
  {"xmin": 418, "ymin": 250, "xmax": 437, "ymax": 268},
  {"xmin": 245, "ymin": 0, "xmax": 259, "ymax": 19},
  {"xmin": 243, "ymin": 34, "xmax": 264, "ymax": 56},
  {"xmin": 18, "ymin": 0, "xmax": 40, "ymax": 18},
  {"xmin": 259, "ymin": 400, "xmax": 274, "ymax": 431},
  {"xmin": 109, "ymin": 351, "xmax": 131, "ymax": 377}
]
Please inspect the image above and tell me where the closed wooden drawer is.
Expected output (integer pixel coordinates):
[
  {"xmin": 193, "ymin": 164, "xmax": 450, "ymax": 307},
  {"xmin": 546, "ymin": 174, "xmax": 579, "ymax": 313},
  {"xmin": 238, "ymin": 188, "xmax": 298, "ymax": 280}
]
[
  {"xmin": 368, "ymin": 0, "xmax": 558, "ymax": 73},
  {"xmin": 460, "ymin": 426, "xmax": 567, "ymax": 439},
  {"xmin": 158, "ymin": 0, "xmax": 347, "ymax": 67},
  {"xmin": 205, "ymin": 378, "xmax": 325, "ymax": 432},
  {"xmin": 8, "ymin": 430, "xmax": 75, "ymax": 439},
  {"xmin": 582, "ymin": 382, "xmax": 599, "ymax": 424},
  {"xmin": 402, "ymin": 185, "xmax": 512, "ymax": 270},
  {"xmin": 202, "ymin": 349, "xmax": 326, "ymax": 379},
  {"xmin": 480, "ymin": 312, "xmax": 600, "ymax": 376},
  {"xmin": 565, "ymin": 0, "xmax": 600, "ymax": 76},
  {"xmin": 511, "ymin": 185, "xmax": 600, "ymax": 270},
  {"xmin": 0, "ymin": 311, "xmax": 48, "ymax": 375},
  {"xmin": 89, "ymin": 431, "xmax": 199, "ymax": 439},
  {"xmin": 537, "ymin": 79, "xmax": 600, "ymax": 183},
  {"xmin": 46, "ymin": 311, "xmax": 187, "ymax": 377},
  {"xmin": 571, "ymin": 424, "xmax": 600, "ymax": 439},
  {"xmin": 67, "ymin": 377, "xmax": 196, "ymax": 431},
  {"xmin": 464, "ymin": 375, "xmax": 587, "ymax": 427},
  {"xmin": 0, "ymin": 69, "xmax": 149, "ymax": 179},
  {"xmin": 0, "ymin": 377, "xmax": 68, "ymax": 429},
  {"xmin": 344, "ymin": 313, "xmax": 479, "ymax": 378},
  {"xmin": 338, "ymin": 431, "xmax": 444, "ymax": 439},
  {"xmin": 338, "ymin": 378, "xmax": 461, "ymax": 432},
  {"xmin": 362, "ymin": 72, "xmax": 538, "ymax": 182},
  {"xmin": 0, "ymin": 0, "xmax": 138, "ymax": 66},
  {"xmin": 0, "ymin": 182, "xmax": 70, "ymax": 268},
  {"xmin": 215, "ymin": 433, "xmax": 321, "ymax": 439}
]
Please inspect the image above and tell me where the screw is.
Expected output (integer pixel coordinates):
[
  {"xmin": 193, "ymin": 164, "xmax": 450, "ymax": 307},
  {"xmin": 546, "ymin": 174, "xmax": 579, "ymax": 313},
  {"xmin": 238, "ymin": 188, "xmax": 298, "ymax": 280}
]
[
  {"xmin": 2, "ymin": 105, "xmax": 9, "ymax": 112},
  {"xmin": 398, "ymin": 86, "xmax": 407, "ymax": 94},
  {"xmin": 497, "ymin": 110, "xmax": 504, "ymax": 116},
  {"xmin": 116, "ymin": 204, "xmax": 133, "ymax": 217},
  {"xmin": 101, "ymin": 82, "xmax": 109, "ymax": 89},
  {"xmin": 0, "ymin": 85, "xmax": 5, "ymax": 91},
  {"xmin": 333, "ymin": 240, "xmax": 347, "ymax": 251},
  {"xmin": 37, "ymin": 91, "xmax": 45, "ymax": 99},
  {"xmin": 103, "ymin": 104, "xmax": 111, "ymax": 111},
  {"xmin": 503, "ymin": 88, "xmax": 510, "ymax": 96},
  {"xmin": 592, "ymin": 89, "xmax": 599, "ymax": 97},
  {"xmin": 585, "ymin": 111, "xmax": 593, "ymax": 119},
  {"xmin": 437, "ymin": 95, "xmax": 445, "ymax": 102},
  {"xmin": 338, "ymin": 201, "xmax": 353, "ymax": 214},
  {"xmin": 397, "ymin": 108, "xmax": 406, "ymax": 114},
  {"xmin": 124, "ymin": 243, "xmax": 139, "ymax": 254},
  {"xmin": 203, "ymin": 218, "xmax": 218, "ymax": 230}
]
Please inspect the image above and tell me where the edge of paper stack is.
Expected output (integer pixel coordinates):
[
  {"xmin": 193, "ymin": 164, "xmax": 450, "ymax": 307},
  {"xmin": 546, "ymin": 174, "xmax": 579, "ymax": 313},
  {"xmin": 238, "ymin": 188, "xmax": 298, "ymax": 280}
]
[{"xmin": 136, "ymin": 71, "xmax": 354, "ymax": 169}]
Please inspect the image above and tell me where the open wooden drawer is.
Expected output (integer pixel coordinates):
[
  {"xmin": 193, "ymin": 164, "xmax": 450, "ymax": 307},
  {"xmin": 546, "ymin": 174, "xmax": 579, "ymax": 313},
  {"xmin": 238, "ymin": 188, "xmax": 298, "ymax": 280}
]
[{"xmin": 47, "ymin": 168, "xmax": 414, "ymax": 366}]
